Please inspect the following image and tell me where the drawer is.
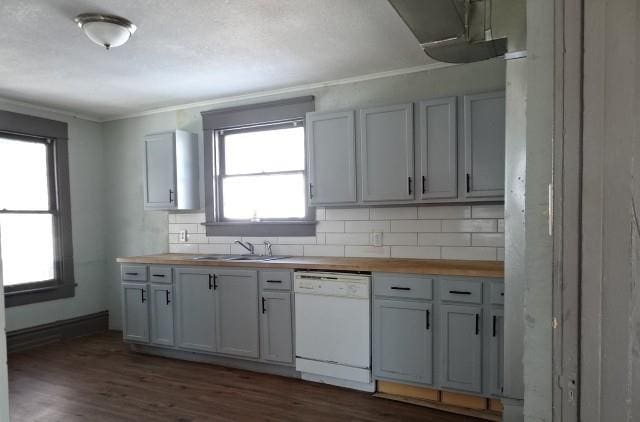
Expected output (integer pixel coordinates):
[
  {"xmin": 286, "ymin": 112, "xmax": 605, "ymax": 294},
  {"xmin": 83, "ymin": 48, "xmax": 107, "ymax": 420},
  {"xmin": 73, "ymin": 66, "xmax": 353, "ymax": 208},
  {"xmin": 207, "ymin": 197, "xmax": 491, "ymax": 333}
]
[
  {"xmin": 121, "ymin": 265, "xmax": 147, "ymax": 282},
  {"xmin": 440, "ymin": 279, "xmax": 482, "ymax": 304},
  {"xmin": 489, "ymin": 282, "xmax": 504, "ymax": 305},
  {"xmin": 149, "ymin": 266, "xmax": 172, "ymax": 283},
  {"xmin": 259, "ymin": 270, "xmax": 292, "ymax": 291},
  {"xmin": 373, "ymin": 274, "xmax": 433, "ymax": 300}
]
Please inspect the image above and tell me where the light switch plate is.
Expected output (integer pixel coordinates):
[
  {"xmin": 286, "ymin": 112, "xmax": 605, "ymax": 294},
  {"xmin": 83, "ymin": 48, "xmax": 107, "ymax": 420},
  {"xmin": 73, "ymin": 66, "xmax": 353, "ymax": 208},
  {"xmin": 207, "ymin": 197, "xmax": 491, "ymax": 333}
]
[
  {"xmin": 371, "ymin": 232, "xmax": 383, "ymax": 247},
  {"xmin": 179, "ymin": 230, "xmax": 187, "ymax": 242}
]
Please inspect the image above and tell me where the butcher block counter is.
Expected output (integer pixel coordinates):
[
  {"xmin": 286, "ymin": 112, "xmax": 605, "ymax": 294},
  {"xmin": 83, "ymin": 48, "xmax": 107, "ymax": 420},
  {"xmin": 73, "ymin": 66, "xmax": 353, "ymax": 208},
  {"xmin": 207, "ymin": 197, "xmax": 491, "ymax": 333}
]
[{"xmin": 117, "ymin": 253, "xmax": 504, "ymax": 278}]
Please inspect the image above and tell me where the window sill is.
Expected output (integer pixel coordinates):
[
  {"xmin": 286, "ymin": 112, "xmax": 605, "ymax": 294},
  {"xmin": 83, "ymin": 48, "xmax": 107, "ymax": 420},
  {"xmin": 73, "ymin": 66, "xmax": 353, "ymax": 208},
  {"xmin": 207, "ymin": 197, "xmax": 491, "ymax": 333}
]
[
  {"xmin": 4, "ymin": 281, "xmax": 76, "ymax": 308},
  {"xmin": 204, "ymin": 221, "xmax": 316, "ymax": 237}
]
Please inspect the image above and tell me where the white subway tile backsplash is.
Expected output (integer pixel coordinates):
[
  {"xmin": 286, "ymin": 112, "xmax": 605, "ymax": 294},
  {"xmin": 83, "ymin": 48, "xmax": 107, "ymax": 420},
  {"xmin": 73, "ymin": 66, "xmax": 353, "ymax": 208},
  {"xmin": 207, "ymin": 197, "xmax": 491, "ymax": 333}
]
[
  {"xmin": 383, "ymin": 233, "xmax": 418, "ymax": 246},
  {"xmin": 442, "ymin": 219, "xmax": 497, "ymax": 233},
  {"xmin": 326, "ymin": 233, "xmax": 371, "ymax": 245},
  {"xmin": 390, "ymin": 219, "xmax": 442, "ymax": 233},
  {"xmin": 471, "ymin": 204, "xmax": 504, "ymax": 219},
  {"xmin": 391, "ymin": 246, "xmax": 441, "ymax": 259},
  {"xmin": 167, "ymin": 204, "xmax": 504, "ymax": 262},
  {"xmin": 471, "ymin": 233, "xmax": 505, "ymax": 247},
  {"xmin": 418, "ymin": 233, "xmax": 471, "ymax": 247},
  {"xmin": 345, "ymin": 246, "xmax": 390, "ymax": 258},
  {"xmin": 345, "ymin": 220, "xmax": 390, "ymax": 233},
  {"xmin": 370, "ymin": 207, "xmax": 417, "ymax": 220},
  {"xmin": 418, "ymin": 205, "xmax": 471, "ymax": 219},
  {"xmin": 325, "ymin": 207, "xmax": 369, "ymax": 221},
  {"xmin": 442, "ymin": 246, "xmax": 497, "ymax": 261}
]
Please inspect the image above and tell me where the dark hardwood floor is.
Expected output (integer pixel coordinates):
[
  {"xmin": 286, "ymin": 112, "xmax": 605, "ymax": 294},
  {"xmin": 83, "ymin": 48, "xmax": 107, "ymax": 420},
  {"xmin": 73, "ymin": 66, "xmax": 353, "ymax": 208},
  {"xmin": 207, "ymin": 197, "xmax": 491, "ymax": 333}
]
[{"xmin": 8, "ymin": 332, "xmax": 481, "ymax": 421}]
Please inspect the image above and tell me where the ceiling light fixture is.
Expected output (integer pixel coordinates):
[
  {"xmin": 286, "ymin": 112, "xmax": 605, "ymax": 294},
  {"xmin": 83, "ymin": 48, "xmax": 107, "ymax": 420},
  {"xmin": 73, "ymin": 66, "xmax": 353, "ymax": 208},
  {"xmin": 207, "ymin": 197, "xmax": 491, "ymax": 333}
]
[{"xmin": 74, "ymin": 13, "xmax": 137, "ymax": 50}]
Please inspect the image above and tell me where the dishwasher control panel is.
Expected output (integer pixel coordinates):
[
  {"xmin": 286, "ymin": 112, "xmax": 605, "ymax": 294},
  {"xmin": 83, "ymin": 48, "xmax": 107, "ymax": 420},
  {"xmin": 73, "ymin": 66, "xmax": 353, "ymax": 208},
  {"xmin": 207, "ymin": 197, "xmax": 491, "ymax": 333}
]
[{"xmin": 294, "ymin": 272, "xmax": 370, "ymax": 299}]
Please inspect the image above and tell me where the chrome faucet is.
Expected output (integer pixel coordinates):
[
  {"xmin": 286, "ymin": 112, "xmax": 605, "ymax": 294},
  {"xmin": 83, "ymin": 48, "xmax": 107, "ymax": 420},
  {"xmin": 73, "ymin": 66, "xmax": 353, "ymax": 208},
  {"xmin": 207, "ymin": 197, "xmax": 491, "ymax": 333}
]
[
  {"xmin": 263, "ymin": 240, "xmax": 273, "ymax": 257},
  {"xmin": 235, "ymin": 240, "xmax": 255, "ymax": 255}
]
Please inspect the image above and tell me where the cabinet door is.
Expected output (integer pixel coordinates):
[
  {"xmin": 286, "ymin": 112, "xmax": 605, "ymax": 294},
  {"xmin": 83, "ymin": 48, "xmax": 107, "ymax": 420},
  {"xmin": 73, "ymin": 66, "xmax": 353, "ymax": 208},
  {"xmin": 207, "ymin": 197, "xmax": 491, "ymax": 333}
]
[
  {"xmin": 360, "ymin": 103, "xmax": 414, "ymax": 201},
  {"xmin": 373, "ymin": 299, "xmax": 433, "ymax": 385},
  {"xmin": 150, "ymin": 284, "xmax": 174, "ymax": 347},
  {"xmin": 260, "ymin": 291, "xmax": 293, "ymax": 364},
  {"xmin": 462, "ymin": 92, "xmax": 505, "ymax": 198},
  {"xmin": 215, "ymin": 270, "xmax": 259, "ymax": 358},
  {"xmin": 122, "ymin": 283, "xmax": 149, "ymax": 343},
  {"xmin": 175, "ymin": 268, "xmax": 216, "ymax": 353},
  {"xmin": 307, "ymin": 111, "xmax": 357, "ymax": 204},
  {"xmin": 144, "ymin": 133, "xmax": 176, "ymax": 209},
  {"xmin": 488, "ymin": 309, "xmax": 504, "ymax": 396},
  {"xmin": 418, "ymin": 97, "xmax": 457, "ymax": 200},
  {"xmin": 440, "ymin": 304, "xmax": 483, "ymax": 392}
]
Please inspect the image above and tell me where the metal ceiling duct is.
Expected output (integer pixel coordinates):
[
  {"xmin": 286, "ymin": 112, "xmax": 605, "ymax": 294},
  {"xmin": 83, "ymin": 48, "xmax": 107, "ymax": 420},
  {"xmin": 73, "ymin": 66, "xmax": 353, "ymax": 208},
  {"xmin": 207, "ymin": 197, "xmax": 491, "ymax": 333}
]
[{"xmin": 388, "ymin": 0, "xmax": 509, "ymax": 63}]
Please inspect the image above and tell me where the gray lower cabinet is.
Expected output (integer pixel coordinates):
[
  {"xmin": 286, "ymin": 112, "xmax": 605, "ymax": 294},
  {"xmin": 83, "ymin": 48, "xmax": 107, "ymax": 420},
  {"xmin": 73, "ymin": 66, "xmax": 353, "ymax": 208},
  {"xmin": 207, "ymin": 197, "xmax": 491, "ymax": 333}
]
[
  {"xmin": 360, "ymin": 103, "xmax": 414, "ymax": 202},
  {"xmin": 150, "ymin": 284, "xmax": 174, "ymax": 346},
  {"xmin": 417, "ymin": 97, "xmax": 458, "ymax": 200},
  {"xmin": 488, "ymin": 308, "xmax": 504, "ymax": 396},
  {"xmin": 306, "ymin": 110, "xmax": 357, "ymax": 205},
  {"xmin": 260, "ymin": 291, "xmax": 293, "ymax": 364},
  {"xmin": 373, "ymin": 299, "xmax": 433, "ymax": 385},
  {"xmin": 440, "ymin": 304, "xmax": 483, "ymax": 393},
  {"xmin": 122, "ymin": 282, "xmax": 149, "ymax": 343},
  {"xmin": 214, "ymin": 270, "xmax": 260, "ymax": 358},
  {"xmin": 462, "ymin": 91, "xmax": 506, "ymax": 199},
  {"xmin": 174, "ymin": 268, "xmax": 216, "ymax": 353}
]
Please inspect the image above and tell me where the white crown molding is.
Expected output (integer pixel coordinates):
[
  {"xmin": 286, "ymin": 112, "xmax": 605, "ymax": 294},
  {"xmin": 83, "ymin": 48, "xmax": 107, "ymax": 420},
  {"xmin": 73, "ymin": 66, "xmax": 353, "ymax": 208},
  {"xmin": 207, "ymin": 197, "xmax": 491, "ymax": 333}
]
[
  {"xmin": 104, "ymin": 61, "xmax": 456, "ymax": 122},
  {"xmin": 0, "ymin": 97, "xmax": 102, "ymax": 122}
]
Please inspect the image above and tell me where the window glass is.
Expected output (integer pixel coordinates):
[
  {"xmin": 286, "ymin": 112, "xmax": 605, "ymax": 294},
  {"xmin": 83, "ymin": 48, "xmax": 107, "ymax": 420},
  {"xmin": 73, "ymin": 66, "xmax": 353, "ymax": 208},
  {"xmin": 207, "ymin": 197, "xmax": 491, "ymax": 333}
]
[
  {"xmin": 0, "ymin": 138, "xmax": 50, "ymax": 211},
  {"xmin": 223, "ymin": 126, "xmax": 305, "ymax": 175}
]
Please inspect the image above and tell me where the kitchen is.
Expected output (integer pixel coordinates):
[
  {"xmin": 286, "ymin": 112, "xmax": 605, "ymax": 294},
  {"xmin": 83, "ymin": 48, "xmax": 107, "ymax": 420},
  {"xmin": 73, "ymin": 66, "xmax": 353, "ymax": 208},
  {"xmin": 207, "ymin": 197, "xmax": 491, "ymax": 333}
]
[{"xmin": 1, "ymin": 1, "xmax": 639, "ymax": 422}]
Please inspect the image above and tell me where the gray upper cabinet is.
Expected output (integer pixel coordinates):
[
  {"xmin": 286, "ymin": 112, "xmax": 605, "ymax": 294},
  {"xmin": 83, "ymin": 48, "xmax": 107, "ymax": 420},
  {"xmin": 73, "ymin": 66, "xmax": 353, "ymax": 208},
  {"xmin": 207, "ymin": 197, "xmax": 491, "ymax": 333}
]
[
  {"xmin": 417, "ymin": 97, "xmax": 458, "ymax": 200},
  {"xmin": 462, "ymin": 92, "xmax": 506, "ymax": 199},
  {"xmin": 215, "ymin": 270, "xmax": 260, "ymax": 358},
  {"xmin": 260, "ymin": 291, "xmax": 294, "ymax": 364},
  {"xmin": 150, "ymin": 284, "xmax": 174, "ymax": 346},
  {"xmin": 488, "ymin": 308, "xmax": 504, "ymax": 396},
  {"xmin": 373, "ymin": 299, "xmax": 433, "ymax": 385},
  {"xmin": 122, "ymin": 282, "xmax": 149, "ymax": 344},
  {"xmin": 144, "ymin": 130, "xmax": 199, "ymax": 210},
  {"xmin": 360, "ymin": 103, "xmax": 414, "ymax": 202},
  {"xmin": 440, "ymin": 304, "xmax": 483, "ymax": 393},
  {"xmin": 306, "ymin": 111, "xmax": 357, "ymax": 205},
  {"xmin": 175, "ymin": 267, "xmax": 216, "ymax": 353}
]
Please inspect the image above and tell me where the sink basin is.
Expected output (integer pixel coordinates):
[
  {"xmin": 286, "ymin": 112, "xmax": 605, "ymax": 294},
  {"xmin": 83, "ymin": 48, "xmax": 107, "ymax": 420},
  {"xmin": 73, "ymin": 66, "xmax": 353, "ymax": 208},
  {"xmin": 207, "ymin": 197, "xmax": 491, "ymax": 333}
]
[
  {"xmin": 191, "ymin": 254, "xmax": 232, "ymax": 260},
  {"xmin": 191, "ymin": 254, "xmax": 290, "ymax": 262}
]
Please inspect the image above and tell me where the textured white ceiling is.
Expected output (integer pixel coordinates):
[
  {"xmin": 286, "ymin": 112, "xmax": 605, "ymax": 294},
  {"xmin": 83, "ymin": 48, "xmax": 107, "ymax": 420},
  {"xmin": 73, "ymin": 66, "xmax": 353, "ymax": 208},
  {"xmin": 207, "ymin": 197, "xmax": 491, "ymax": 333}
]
[{"xmin": 0, "ymin": 0, "xmax": 432, "ymax": 120}]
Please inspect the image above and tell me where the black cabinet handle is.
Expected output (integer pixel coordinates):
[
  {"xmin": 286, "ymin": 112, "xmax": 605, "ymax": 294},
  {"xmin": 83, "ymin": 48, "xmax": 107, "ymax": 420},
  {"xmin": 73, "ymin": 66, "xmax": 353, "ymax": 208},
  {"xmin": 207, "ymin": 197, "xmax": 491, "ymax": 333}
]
[
  {"xmin": 408, "ymin": 177, "xmax": 412, "ymax": 195},
  {"xmin": 309, "ymin": 183, "xmax": 314, "ymax": 199},
  {"xmin": 169, "ymin": 189, "xmax": 174, "ymax": 203},
  {"xmin": 466, "ymin": 173, "xmax": 471, "ymax": 193},
  {"xmin": 208, "ymin": 274, "xmax": 213, "ymax": 290},
  {"xmin": 422, "ymin": 176, "xmax": 427, "ymax": 194},
  {"xmin": 213, "ymin": 274, "xmax": 218, "ymax": 290},
  {"xmin": 266, "ymin": 280, "xmax": 282, "ymax": 284},
  {"xmin": 492, "ymin": 315, "xmax": 497, "ymax": 337},
  {"xmin": 500, "ymin": 292, "xmax": 504, "ymax": 296},
  {"xmin": 261, "ymin": 297, "xmax": 266, "ymax": 314},
  {"xmin": 141, "ymin": 289, "xmax": 146, "ymax": 303},
  {"xmin": 475, "ymin": 314, "xmax": 479, "ymax": 335},
  {"xmin": 449, "ymin": 290, "xmax": 471, "ymax": 295},
  {"xmin": 152, "ymin": 274, "xmax": 165, "ymax": 278},
  {"xmin": 125, "ymin": 272, "xmax": 139, "ymax": 276},
  {"xmin": 166, "ymin": 290, "xmax": 171, "ymax": 305},
  {"xmin": 426, "ymin": 309, "xmax": 430, "ymax": 330},
  {"xmin": 390, "ymin": 286, "xmax": 411, "ymax": 291}
]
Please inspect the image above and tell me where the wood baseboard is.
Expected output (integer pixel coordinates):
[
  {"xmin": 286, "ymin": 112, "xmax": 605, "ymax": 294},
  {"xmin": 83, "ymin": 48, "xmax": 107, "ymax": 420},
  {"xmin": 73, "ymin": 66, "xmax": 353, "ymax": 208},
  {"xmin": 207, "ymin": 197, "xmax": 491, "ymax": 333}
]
[{"xmin": 6, "ymin": 311, "xmax": 109, "ymax": 353}]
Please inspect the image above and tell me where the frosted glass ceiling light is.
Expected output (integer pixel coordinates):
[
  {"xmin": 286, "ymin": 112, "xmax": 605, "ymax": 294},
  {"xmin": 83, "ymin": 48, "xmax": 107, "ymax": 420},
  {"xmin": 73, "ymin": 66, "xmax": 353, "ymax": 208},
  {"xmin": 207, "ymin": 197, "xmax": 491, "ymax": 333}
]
[{"xmin": 74, "ymin": 13, "xmax": 137, "ymax": 50}]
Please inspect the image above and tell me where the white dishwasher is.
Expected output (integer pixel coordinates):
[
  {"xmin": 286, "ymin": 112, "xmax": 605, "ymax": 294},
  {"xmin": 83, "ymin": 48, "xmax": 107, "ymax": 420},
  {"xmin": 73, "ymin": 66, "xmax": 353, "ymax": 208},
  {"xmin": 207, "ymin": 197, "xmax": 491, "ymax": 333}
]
[{"xmin": 294, "ymin": 271, "xmax": 374, "ymax": 392}]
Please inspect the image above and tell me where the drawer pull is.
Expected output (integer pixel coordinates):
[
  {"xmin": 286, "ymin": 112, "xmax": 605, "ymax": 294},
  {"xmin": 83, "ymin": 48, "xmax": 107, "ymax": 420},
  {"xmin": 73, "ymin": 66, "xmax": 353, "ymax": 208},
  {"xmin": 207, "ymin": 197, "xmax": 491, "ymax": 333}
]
[
  {"xmin": 390, "ymin": 286, "xmax": 411, "ymax": 291},
  {"xmin": 266, "ymin": 280, "xmax": 282, "ymax": 283},
  {"xmin": 449, "ymin": 290, "xmax": 471, "ymax": 295},
  {"xmin": 125, "ymin": 272, "xmax": 139, "ymax": 276},
  {"xmin": 152, "ymin": 274, "xmax": 165, "ymax": 278}
]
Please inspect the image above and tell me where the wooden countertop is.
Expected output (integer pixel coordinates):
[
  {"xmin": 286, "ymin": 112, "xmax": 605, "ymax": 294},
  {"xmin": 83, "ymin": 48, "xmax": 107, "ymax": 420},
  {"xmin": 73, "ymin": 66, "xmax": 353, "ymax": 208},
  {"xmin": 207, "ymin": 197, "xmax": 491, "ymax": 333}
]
[{"xmin": 117, "ymin": 254, "xmax": 504, "ymax": 278}]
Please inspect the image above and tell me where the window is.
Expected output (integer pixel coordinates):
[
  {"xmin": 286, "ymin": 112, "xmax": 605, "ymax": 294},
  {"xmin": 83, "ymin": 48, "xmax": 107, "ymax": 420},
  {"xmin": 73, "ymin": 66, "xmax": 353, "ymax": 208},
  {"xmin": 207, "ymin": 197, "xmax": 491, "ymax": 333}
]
[
  {"xmin": 202, "ymin": 96, "xmax": 316, "ymax": 236},
  {"xmin": 0, "ymin": 109, "xmax": 74, "ymax": 307},
  {"xmin": 218, "ymin": 123, "xmax": 307, "ymax": 220}
]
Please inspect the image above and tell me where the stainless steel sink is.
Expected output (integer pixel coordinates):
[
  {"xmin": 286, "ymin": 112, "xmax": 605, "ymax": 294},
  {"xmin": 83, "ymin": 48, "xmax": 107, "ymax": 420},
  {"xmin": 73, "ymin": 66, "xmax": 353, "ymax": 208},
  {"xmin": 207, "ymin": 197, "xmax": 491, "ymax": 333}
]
[
  {"xmin": 191, "ymin": 254, "xmax": 231, "ymax": 260},
  {"xmin": 191, "ymin": 254, "xmax": 290, "ymax": 262}
]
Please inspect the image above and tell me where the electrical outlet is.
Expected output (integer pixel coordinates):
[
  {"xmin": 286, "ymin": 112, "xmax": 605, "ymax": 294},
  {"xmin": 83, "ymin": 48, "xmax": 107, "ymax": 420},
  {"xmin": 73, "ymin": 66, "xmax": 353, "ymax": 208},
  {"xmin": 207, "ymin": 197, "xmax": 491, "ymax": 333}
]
[
  {"xmin": 371, "ymin": 232, "xmax": 383, "ymax": 247},
  {"xmin": 179, "ymin": 230, "xmax": 187, "ymax": 242}
]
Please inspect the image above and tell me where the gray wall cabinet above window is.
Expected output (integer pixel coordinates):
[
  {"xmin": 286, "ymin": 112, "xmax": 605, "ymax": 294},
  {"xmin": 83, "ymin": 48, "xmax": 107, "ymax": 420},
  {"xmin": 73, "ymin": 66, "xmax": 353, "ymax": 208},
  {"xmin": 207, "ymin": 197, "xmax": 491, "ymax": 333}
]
[
  {"xmin": 144, "ymin": 130, "xmax": 199, "ymax": 211},
  {"xmin": 306, "ymin": 110, "xmax": 357, "ymax": 205}
]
